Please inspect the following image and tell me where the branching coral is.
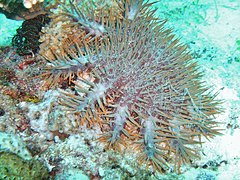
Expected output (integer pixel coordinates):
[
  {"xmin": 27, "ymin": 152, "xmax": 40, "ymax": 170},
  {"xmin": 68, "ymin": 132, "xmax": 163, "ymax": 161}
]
[{"xmin": 40, "ymin": 0, "xmax": 222, "ymax": 174}]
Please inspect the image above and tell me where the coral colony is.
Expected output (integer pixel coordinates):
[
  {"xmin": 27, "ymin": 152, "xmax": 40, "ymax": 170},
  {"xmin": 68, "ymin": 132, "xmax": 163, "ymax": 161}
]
[{"xmin": 5, "ymin": 0, "xmax": 222, "ymax": 175}]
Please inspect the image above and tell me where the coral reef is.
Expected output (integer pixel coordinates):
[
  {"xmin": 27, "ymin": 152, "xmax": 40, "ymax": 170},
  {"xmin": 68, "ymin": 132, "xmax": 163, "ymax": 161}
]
[
  {"xmin": 0, "ymin": 65, "xmax": 15, "ymax": 86},
  {"xmin": 23, "ymin": 0, "xmax": 44, "ymax": 9},
  {"xmin": 0, "ymin": 108, "xmax": 4, "ymax": 116},
  {"xmin": 2, "ymin": 0, "xmax": 235, "ymax": 178},
  {"xmin": 39, "ymin": 0, "xmax": 222, "ymax": 174},
  {"xmin": 0, "ymin": 0, "xmax": 27, "ymax": 19},
  {"xmin": 0, "ymin": 132, "xmax": 32, "ymax": 160},
  {"xmin": 41, "ymin": 133, "xmax": 142, "ymax": 179},
  {"xmin": 55, "ymin": 168, "xmax": 89, "ymax": 180},
  {"xmin": 0, "ymin": 0, "xmax": 59, "ymax": 20},
  {"xmin": 19, "ymin": 90, "xmax": 62, "ymax": 142},
  {"xmin": 0, "ymin": 84, "xmax": 32, "ymax": 133},
  {"xmin": 0, "ymin": 151, "xmax": 49, "ymax": 179},
  {"xmin": 0, "ymin": 46, "xmax": 43, "ymax": 102}
]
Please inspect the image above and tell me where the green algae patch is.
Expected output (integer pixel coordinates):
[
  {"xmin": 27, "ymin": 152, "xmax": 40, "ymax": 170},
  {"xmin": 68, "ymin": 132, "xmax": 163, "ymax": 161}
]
[{"xmin": 0, "ymin": 152, "xmax": 49, "ymax": 179}]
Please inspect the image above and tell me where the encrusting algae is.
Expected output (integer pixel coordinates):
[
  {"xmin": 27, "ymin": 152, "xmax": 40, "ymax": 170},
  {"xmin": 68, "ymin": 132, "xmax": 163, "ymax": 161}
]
[
  {"xmin": 0, "ymin": 152, "xmax": 49, "ymax": 179},
  {"xmin": 38, "ymin": 0, "xmax": 223, "ymax": 173}
]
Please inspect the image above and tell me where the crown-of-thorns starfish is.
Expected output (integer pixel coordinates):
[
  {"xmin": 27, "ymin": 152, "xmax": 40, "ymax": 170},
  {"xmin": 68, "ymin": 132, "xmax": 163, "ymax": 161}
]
[{"xmin": 42, "ymin": 0, "xmax": 222, "ymax": 173}]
